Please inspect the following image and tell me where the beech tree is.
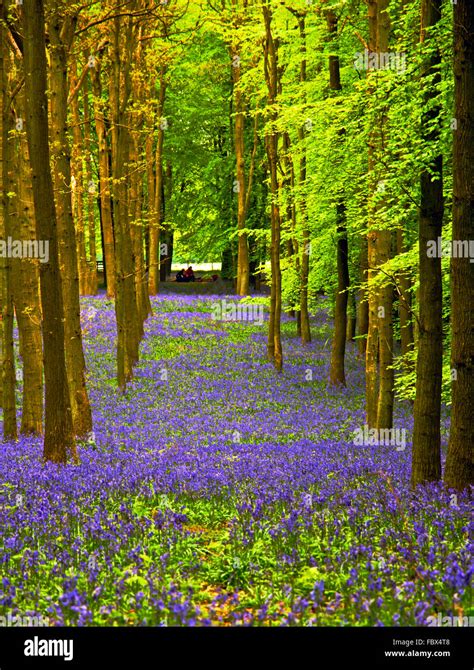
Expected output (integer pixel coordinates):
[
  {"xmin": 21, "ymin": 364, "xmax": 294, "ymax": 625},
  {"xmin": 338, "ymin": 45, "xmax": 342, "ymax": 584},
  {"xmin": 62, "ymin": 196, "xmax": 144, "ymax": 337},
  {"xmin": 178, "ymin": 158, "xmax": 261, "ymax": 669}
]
[
  {"xmin": 328, "ymin": 8, "xmax": 349, "ymax": 386},
  {"xmin": 9, "ymin": 77, "xmax": 43, "ymax": 435},
  {"xmin": 23, "ymin": 0, "xmax": 76, "ymax": 463},
  {"xmin": 0, "ymin": 1, "xmax": 17, "ymax": 439},
  {"xmin": 90, "ymin": 45, "xmax": 116, "ymax": 299},
  {"xmin": 262, "ymin": 0, "xmax": 282, "ymax": 372},
  {"xmin": 365, "ymin": 0, "xmax": 394, "ymax": 430},
  {"xmin": 444, "ymin": 0, "xmax": 474, "ymax": 492},
  {"xmin": 411, "ymin": 0, "xmax": 443, "ymax": 487},
  {"xmin": 48, "ymin": 2, "xmax": 92, "ymax": 437},
  {"xmin": 109, "ymin": 7, "xmax": 142, "ymax": 390},
  {"xmin": 296, "ymin": 10, "xmax": 311, "ymax": 345}
]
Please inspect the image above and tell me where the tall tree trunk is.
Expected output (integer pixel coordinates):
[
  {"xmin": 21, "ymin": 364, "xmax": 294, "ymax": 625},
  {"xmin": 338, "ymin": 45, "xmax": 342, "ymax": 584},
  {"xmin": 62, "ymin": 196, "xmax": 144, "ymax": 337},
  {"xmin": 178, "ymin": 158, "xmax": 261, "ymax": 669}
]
[
  {"xmin": 297, "ymin": 15, "xmax": 311, "ymax": 344},
  {"xmin": 83, "ymin": 77, "xmax": 98, "ymax": 295},
  {"xmin": 327, "ymin": 10, "xmax": 349, "ymax": 386},
  {"xmin": 411, "ymin": 0, "xmax": 444, "ymax": 487},
  {"xmin": 374, "ymin": 0, "xmax": 394, "ymax": 430},
  {"xmin": 366, "ymin": 236, "xmax": 379, "ymax": 427},
  {"xmin": 346, "ymin": 289, "xmax": 357, "ymax": 342},
  {"xmin": 130, "ymin": 127, "xmax": 150, "ymax": 333},
  {"xmin": 282, "ymin": 131, "xmax": 299, "ymax": 322},
  {"xmin": 330, "ymin": 206, "xmax": 349, "ymax": 386},
  {"xmin": 23, "ymin": 0, "xmax": 76, "ymax": 463},
  {"xmin": 69, "ymin": 60, "xmax": 88, "ymax": 296},
  {"xmin": 10, "ymin": 87, "xmax": 43, "ymax": 435},
  {"xmin": 232, "ymin": 48, "xmax": 250, "ymax": 297},
  {"xmin": 148, "ymin": 67, "xmax": 166, "ymax": 295},
  {"xmin": 357, "ymin": 234, "xmax": 369, "ymax": 356},
  {"xmin": 396, "ymin": 228, "xmax": 414, "ymax": 358},
  {"xmin": 49, "ymin": 12, "xmax": 92, "ymax": 437},
  {"xmin": 132, "ymin": 30, "xmax": 152, "ymax": 323},
  {"xmin": 365, "ymin": 0, "xmax": 393, "ymax": 429},
  {"xmin": 91, "ymin": 56, "xmax": 116, "ymax": 298},
  {"xmin": 1, "ymin": 31, "xmax": 17, "ymax": 439},
  {"xmin": 110, "ymin": 12, "xmax": 140, "ymax": 390},
  {"xmin": 165, "ymin": 160, "xmax": 174, "ymax": 277},
  {"xmin": 365, "ymin": 0, "xmax": 379, "ymax": 427},
  {"xmin": 263, "ymin": 2, "xmax": 282, "ymax": 372},
  {"xmin": 444, "ymin": 0, "xmax": 474, "ymax": 491}
]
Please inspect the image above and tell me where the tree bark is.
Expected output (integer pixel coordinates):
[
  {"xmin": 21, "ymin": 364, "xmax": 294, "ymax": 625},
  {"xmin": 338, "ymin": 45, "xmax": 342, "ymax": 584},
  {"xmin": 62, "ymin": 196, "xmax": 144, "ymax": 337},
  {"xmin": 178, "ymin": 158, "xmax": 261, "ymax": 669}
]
[
  {"xmin": 83, "ymin": 76, "xmax": 98, "ymax": 295},
  {"xmin": 232, "ymin": 48, "xmax": 250, "ymax": 297},
  {"xmin": 10, "ymin": 85, "xmax": 43, "ymax": 435},
  {"xmin": 1, "ymin": 26, "xmax": 17, "ymax": 439},
  {"xmin": 396, "ymin": 228, "xmax": 414, "ymax": 358},
  {"xmin": 411, "ymin": 0, "xmax": 444, "ymax": 487},
  {"xmin": 69, "ymin": 60, "xmax": 88, "ymax": 296},
  {"xmin": 109, "ymin": 12, "xmax": 140, "ymax": 390},
  {"xmin": 374, "ymin": 0, "xmax": 394, "ymax": 430},
  {"xmin": 327, "ymin": 10, "xmax": 349, "ymax": 386},
  {"xmin": 263, "ymin": 2, "xmax": 282, "ymax": 372},
  {"xmin": 23, "ymin": 0, "xmax": 76, "ymax": 462},
  {"xmin": 148, "ymin": 67, "xmax": 166, "ymax": 295},
  {"xmin": 91, "ymin": 55, "xmax": 116, "ymax": 298},
  {"xmin": 297, "ymin": 15, "xmax": 311, "ymax": 344},
  {"xmin": 444, "ymin": 0, "xmax": 474, "ymax": 491},
  {"xmin": 365, "ymin": 0, "xmax": 394, "ymax": 429},
  {"xmin": 346, "ymin": 289, "xmax": 356, "ymax": 342},
  {"xmin": 357, "ymin": 234, "xmax": 369, "ymax": 356},
  {"xmin": 49, "ymin": 11, "xmax": 92, "ymax": 437}
]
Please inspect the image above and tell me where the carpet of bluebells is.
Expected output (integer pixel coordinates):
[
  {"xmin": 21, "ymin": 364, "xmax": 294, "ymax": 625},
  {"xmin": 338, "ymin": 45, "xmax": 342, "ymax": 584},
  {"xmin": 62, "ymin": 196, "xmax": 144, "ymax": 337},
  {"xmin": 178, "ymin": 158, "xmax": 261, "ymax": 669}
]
[{"xmin": 0, "ymin": 294, "xmax": 472, "ymax": 626}]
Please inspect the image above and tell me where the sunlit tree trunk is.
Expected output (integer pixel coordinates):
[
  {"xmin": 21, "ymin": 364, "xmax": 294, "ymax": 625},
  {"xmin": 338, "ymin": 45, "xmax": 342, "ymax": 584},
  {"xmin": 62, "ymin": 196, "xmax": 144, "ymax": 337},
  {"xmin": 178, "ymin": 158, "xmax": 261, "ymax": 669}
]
[
  {"xmin": 49, "ymin": 10, "xmax": 92, "ymax": 437},
  {"xmin": 91, "ymin": 55, "xmax": 116, "ymax": 298},
  {"xmin": 365, "ymin": 0, "xmax": 393, "ymax": 429},
  {"xmin": 10, "ymin": 87, "xmax": 43, "ymax": 435},
  {"xmin": 375, "ymin": 0, "xmax": 394, "ymax": 430},
  {"xmin": 110, "ymin": 12, "xmax": 140, "ymax": 390},
  {"xmin": 282, "ymin": 131, "xmax": 299, "ymax": 323},
  {"xmin": 145, "ymin": 85, "xmax": 155, "ymax": 286},
  {"xmin": 83, "ymin": 77, "xmax": 98, "ymax": 295},
  {"xmin": 263, "ymin": 1, "xmax": 282, "ymax": 372},
  {"xmin": 23, "ymin": 0, "xmax": 76, "ymax": 462},
  {"xmin": 357, "ymin": 235, "xmax": 369, "ymax": 356},
  {"xmin": 149, "ymin": 67, "xmax": 166, "ymax": 296},
  {"xmin": 1, "ymin": 31, "xmax": 17, "ymax": 439},
  {"xmin": 69, "ymin": 60, "xmax": 88, "ymax": 296},
  {"xmin": 131, "ymin": 28, "xmax": 151, "ymax": 327},
  {"xmin": 232, "ymin": 47, "xmax": 250, "ymax": 297},
  {"xmin": 365, "ymin": 0, "xmax": 379, "ymax": 427},
  {"xmin": 296, "ymin": 14, "xmax": 311, "ymax": 344}
]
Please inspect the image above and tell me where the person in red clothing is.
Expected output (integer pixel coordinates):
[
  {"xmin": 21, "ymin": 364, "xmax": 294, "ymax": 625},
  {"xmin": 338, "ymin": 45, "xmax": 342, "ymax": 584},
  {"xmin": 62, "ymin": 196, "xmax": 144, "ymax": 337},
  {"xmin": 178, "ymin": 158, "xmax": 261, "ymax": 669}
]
[{"xmin": 183, "ymin": 266, "xmax": 195, "ymax": 282}]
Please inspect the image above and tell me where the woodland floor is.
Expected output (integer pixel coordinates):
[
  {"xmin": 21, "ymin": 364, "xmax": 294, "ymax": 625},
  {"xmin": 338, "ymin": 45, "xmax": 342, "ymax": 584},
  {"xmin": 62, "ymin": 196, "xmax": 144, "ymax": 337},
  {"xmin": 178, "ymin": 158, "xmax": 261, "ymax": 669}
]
[{"xmin": 0, "ymin": 293, "xmax": 471, "ymax": 626}]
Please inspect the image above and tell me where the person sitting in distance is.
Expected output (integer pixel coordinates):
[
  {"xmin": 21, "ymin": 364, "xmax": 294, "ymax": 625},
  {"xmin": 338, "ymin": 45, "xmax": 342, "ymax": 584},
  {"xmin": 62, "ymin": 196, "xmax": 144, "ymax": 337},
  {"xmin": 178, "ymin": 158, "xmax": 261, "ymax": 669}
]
[
  {"xmin": 176, "ymin": 269, "xmax": 186, "ymax": 283},
  {"xmin": 184, "ymin": 266, "xmax": 195, "ymax": 282}
]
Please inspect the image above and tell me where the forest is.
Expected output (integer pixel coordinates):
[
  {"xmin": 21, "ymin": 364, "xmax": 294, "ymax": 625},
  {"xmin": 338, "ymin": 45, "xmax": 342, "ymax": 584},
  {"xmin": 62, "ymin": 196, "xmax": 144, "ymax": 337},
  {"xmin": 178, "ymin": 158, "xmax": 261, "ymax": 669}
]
[{"xmin": 0, "ymin": 0, "xmax": 472, "ymax": 652}]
